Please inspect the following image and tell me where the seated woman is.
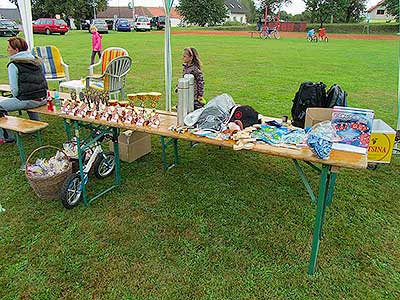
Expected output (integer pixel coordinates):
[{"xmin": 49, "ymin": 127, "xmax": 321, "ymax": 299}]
[{"xmin": 0, "ymin": 37, "xmax": 48, "ymax": 144}]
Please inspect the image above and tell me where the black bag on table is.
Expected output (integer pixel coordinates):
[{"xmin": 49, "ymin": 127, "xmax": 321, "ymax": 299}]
[
  {"xmin": 291, "ymin": 81, "xmax": 327, "ymax": 128},
  {"xmin": 228, "ymin": 105, "xmax": 261, "ymax": 129},
  {"xmin": 325, "ymin": 84, "xmax": 347, "ymax": 108}
]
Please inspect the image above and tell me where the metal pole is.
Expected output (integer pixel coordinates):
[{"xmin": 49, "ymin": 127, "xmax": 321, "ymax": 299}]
[{"xmin": 397, "ymin": 0, "xmax": 400, "ymax": 130}]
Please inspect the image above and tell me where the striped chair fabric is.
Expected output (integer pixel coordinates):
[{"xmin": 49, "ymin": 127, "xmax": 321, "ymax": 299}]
[
  {"xmin": 86, "ymin": 56, "xmax": 132, "ymax": 99},
  {"xmin": 31, "ymin": 46, "xmax": 69, "ymax": 82},
  {"xmin": 88, "ymin": 47, "xmax": 129, "ymax": 75}
]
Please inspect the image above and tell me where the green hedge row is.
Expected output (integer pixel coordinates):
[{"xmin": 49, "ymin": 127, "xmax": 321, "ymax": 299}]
[
  {"xmin": 306, "ymin": 23, "xmax": 399, "ymax": 34},
  {"xmin": 178, "ymin": 23, "xmax": 399, "ymax": 34}
]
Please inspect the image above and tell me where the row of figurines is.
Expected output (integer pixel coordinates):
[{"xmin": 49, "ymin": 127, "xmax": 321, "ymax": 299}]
[{"xmin": 59, "ymin": 100, "xmax": 161, "ymax": 128}]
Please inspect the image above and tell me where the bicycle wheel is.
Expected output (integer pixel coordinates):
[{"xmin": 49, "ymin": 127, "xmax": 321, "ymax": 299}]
[
  {"xmin": 325, "ymin": 36, "xmax": 329, "ymax": 43},
  {"xmin": 274, "ymin": 31, "xmax": 280, "ymax": 39},
  {"xmin": 93, "ymin": 152, "xmax": 115, "ymax": 179},
  {"xmin": 61, "ymin": 173, "xmax": 83, "ymax": 209}
]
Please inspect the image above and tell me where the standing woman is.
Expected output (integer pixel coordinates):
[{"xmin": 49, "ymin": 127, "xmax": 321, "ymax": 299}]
[{"xmin": 0, "ymin": 37, "xmax": 47, "ymax": 144}]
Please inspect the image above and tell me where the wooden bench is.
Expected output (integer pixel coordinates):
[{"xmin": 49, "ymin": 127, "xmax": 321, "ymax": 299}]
[
  {"xmin": 248, "ymin": 31, "xmax": 260, "ymax": 38},
  {"xmin": 0, "ymin": 116, "xmax": 48, "ymax": 169}
]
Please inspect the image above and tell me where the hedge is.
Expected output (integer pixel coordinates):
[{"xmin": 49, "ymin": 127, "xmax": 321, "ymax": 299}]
[{"xmin": 178, "ymin": 23, "xmax": 399, "ymax": 34}]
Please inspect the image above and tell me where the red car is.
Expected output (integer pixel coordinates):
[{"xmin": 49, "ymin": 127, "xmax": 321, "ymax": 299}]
[{"xmin": 33, "ymin": 18, "xmax": 68, "ymax": 35}]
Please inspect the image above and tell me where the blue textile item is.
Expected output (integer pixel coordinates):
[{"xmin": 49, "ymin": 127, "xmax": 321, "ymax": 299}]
[{"xmin": 307, "ymin": 134, "xmax": 332, "ymax": 159}]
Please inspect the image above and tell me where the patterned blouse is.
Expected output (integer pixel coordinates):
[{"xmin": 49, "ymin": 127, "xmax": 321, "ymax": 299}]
[{"xmin": 183, "ymin": 63, "xmax": 204, "ymax": 99}]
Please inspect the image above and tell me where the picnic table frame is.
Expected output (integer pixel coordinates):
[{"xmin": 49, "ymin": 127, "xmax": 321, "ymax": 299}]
[{"xmin": 27, "ymin": 102, "xmax": 367, "ymax": 275}]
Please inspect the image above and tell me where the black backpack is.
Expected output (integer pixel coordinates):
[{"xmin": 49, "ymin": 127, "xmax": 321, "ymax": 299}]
[
  {"xmin": 291, "ymin": 82, "xmax": 327, "ymax": 128},
  {"xmin": 325, "ymin": 84, "xmax": 347, "ymax": 108}
]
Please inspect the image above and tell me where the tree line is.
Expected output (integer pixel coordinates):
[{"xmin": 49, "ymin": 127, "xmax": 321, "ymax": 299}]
[{"xmin": 8, "ymin": 0, "xmax": 399, "ymax": 27}]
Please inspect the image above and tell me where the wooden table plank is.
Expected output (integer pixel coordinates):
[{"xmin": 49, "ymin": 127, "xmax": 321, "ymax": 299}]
[
  {"xmin": 0, "ymin": 116, "xmax": 48, "ymax": 133},
  {"xmin": 27, "ymin": 106, "xmax": 367, "ymax": 170}
]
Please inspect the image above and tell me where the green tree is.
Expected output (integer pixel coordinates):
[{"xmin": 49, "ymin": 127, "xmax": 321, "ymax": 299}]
[
  {"xmin": 259, "ymin": 0, "xmax": 292, "ymax": 15},
  {"xmin": 303, "ymin": 0, "xmax": 336, "ymax": 26},
  {"xmin": 9, "ymin": 0, "xmax": 108, "ymax": 21},
  {"xmin": 335, "ymin": 0, "xmax": 366, "ymax": 23},
  {"xmin": 385, "ymin": 0, "xmax": 399, "ymax": 20},
  {"xmin": 177, "ymin": 0, "xmax": 228, "ymax": 26},
  {"xmin": 241, "ymin": 0, "xmax": 257, "ymax": 23}
]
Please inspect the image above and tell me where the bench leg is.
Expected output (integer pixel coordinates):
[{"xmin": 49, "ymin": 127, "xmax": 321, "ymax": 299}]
[{"xmin": 14, "ymin": 132, "xmax": 26, "ymax": 170}]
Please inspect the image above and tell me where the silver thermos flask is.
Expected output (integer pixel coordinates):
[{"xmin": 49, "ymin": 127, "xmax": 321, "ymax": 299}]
[
  {"xmin": 177, "ymin": 77, "xmax": 189, "ymax": 126},
  {"xmin": 184, "ymin": 74, "xmax": 195, "ymax": 114}
]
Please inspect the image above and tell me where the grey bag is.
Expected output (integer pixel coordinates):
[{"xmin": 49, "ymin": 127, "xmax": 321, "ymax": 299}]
[{"xmin": 192, "ymin": 93, "xmax": 236, "ymax": 131}]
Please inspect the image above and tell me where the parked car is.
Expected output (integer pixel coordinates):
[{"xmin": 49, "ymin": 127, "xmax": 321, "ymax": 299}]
[
  {"xmin": 33, "ymin": 18, "xmax": 68, "ymax": 35},
  {"xmin": 90, "ymin": 19, "xmax": 108, "ymax": 34},
  {"xmin": 115, "ymin": 18, "xmax": 131, "ymax": 32},
  {"xmin": 0, "ymin": 19, "xmax": 20, "ymax": 37},
  {"xmin": 80, "ymin": 19, "xmax": 90, "ymax": 30},
  {"xmin": 105, "ymin": 20, "xmax": 114, "ymax": 30},
  {"xmin": 150, "ymin": 16, "xmax": 165, "ymax": 30},
  {"xmin": 134, "ymin": 16, "xmax": 151, "ymax": 32}
]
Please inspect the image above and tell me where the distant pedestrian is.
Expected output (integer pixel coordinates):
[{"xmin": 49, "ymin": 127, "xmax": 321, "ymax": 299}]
[
  {"xmin": 257, "ymin": 17, "xmax": 262, "ymax": 32},
  {"xmin": 90, "ymin": 25, "xmax": 102, "ymax": 65}
]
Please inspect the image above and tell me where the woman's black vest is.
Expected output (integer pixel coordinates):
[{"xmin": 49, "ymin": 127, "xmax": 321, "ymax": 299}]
[{"xmin": 7, "ymin": 57, "xmax": 48, "ymax": 100}]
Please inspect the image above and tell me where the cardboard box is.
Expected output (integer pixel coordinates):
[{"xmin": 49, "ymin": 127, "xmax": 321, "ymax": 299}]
[
  {"xmin": 368, "ymin": 119, "xmax": 396, "ymax": 163},
  {"xmin": 305, "ymin": 108, "xmax": 333, "ymax": 129},
  {"xmin": 109, "ymin": 131, "xmax": 151, "ymax": 163}
]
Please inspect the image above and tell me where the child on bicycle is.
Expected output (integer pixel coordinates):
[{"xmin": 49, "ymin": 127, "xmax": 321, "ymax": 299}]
[
  {"xmin": 182, "ymin": 47, "xmax": 205, "ymax": 110},
  {"xmin": 307, "ymin": 28, "xmax": 315, "ymax": 39},
  {"xmin": 318, "ymin": 27, "xmax": 327, "ymax": 40}
]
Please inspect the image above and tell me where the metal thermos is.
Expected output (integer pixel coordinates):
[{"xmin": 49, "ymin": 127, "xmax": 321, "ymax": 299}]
[
  {"xmin": 177, "ymin": 77, "xmax": 189, "ymax": 126},
  {"xmin": 184, "ymin": 74, "xmax": 194, "ymax": 114}
]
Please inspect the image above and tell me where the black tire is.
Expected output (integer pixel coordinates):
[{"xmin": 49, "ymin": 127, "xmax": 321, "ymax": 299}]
[
  {"xmin": 45, "ymin": 28, "xmax": 51, "ymax": 35},
  {"xmin": 60, "ymin": 32, "xmax": 65, "ymax": 35},
  {"xmin": 61, "ymin": 173, "xmax": 83, "ymax": 209},
  {"xmin": 93, "ymin": 152, "xmax": 115, "ymax": 179},
  {"xmin": 325, "ymin": 37, "xmax": 329, "ymax": 43},
  {"xmin": 274, "ymin": 31, "xmax": 280, "ymax": 39}
]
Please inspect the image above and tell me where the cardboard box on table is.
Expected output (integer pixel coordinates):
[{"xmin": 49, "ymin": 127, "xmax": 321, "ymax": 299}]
[
  {"xmin": 368, "ymin": 119, "xmax": 396, "ymax": 163},
  {"xmin": 305, "ymin": 108, "xmax": 333, "ymax": 129},
  {"xmin": 109, "ymin": 131, "xmax": 151, "ymax": 162},
  {"xmin": 305, "ymin": 108, "xmax": 396, "ymax": 164}
]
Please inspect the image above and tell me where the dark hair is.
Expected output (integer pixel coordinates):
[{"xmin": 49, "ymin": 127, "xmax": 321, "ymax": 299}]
[
  {"xmin": 8, "ymin": 37, "xmax": 28, "ymax": 52},
  {"xmin": 184, "ymin": 47, "xmax": 202, "ymax": 70}
]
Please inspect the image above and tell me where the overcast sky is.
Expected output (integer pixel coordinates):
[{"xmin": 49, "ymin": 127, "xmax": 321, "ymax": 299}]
[{"xmin": 0, "ymin": 0, "xmax": 379, "ymax": 16}]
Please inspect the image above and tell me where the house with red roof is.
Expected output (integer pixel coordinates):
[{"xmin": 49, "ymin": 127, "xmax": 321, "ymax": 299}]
[
  {"xmin": 97, "ymin": 6, "xmax": 182, "ymax": 27},
  {"xmin": 367, "ymin": 0, "xmax": 394, "ymax": 22}
]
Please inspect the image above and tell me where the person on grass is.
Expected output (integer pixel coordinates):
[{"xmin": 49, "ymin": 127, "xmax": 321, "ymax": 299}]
[
  {"xmin": 0, "ymin": 37, "xmax": 47, "ymax": 144},
  {"xmin": 182, "ymin": 47, "xmax": 205, "ymax": 110},
  {"xmin": 90, "ymin": 25, "xmax": 102, "ymax": 65}
]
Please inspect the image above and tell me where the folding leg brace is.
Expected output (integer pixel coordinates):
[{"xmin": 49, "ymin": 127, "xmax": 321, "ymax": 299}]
[
  {"xmin": 293, "ymin": 159, "xmax": 338, "ymax": 275},
  {"xmin": 160, "ymin": 136, "xmax": 179, "ymax": 171}
]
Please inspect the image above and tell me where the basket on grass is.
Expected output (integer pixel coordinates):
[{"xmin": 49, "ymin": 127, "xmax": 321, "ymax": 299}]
[{"xmin": 25, "ymin": 145, "xmax": 72, "ymax": 200}]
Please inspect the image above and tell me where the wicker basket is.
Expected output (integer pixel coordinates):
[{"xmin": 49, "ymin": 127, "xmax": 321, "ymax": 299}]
[{"xmin": 25, "ymin": 146, "xmax": 72, "ymax": 200}]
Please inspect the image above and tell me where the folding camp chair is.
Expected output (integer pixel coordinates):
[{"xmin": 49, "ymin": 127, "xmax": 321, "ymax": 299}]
[
  {"xmin": 85, "ymin": 56, "xmax": 132, "ymax": 99},
  {"xmin": 88, "ymin": 47, "xmax": 129, "ymax": 75},
  {"xmin": 32, "ymin": 45, "xmax": 70, "ymax": 86}
]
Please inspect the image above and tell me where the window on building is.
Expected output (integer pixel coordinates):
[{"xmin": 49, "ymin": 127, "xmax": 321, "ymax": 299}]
[
  {"xmin": 377, "ymin": 9, "xmax": 385, "ymax": 15},
  {"xmin": 240, "ymin": 17, "xmax": 243, "ymax": 23},
  {"xmin": 233, "ymin": 16, "xmax": 237, "ymax": 21},
  {"xmin": 230, "ymin": 4, "xmax": 234, "ymax": 8}
]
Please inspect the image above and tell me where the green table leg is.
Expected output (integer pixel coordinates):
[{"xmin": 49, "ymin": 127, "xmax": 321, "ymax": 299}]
[
  {"xmin": 308, "ymin": 164, "xmax": 332, "ymax": 275},
  {"xmin": 14, "ymin": 132, "xmax": 26, "ymax": 170},
  {"xmin": 113, "ymin": 127, "xmax": 121, "ymax": 186}
]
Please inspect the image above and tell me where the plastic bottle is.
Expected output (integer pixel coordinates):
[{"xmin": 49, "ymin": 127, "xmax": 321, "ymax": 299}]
[
  {"xmin": 47, "ymin": 90, "xmax": 54, "ymax": 112},
  {"xmin": 54, "ymin": 89, "xmax": 61, "ymax": 111}
]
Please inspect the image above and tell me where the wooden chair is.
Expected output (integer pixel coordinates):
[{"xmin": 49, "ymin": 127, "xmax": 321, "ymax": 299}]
[
  {"xmin": 32, "ymin": 45, "xmax": 70, "ymax": 86},
  {"xmin": 85, "ymin": 56, "xmax": 132, "ymax": 99},
  {"xmin": 88, "ymin": 47, "xmax": 129, "ymax": 75}
]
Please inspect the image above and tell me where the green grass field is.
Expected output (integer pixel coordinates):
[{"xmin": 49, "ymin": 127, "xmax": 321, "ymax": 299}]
[{"xmin": 0, "ymin": 31, "xmax": 399, "ymax": 299}]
